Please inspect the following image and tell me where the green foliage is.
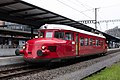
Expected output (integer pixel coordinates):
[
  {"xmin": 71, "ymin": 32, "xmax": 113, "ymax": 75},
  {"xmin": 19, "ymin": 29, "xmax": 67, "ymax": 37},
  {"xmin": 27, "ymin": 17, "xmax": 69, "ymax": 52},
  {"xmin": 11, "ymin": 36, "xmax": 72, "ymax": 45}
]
[{"xmin": 84, "ymin": 62, "xmax": 120, "ymax": 80}]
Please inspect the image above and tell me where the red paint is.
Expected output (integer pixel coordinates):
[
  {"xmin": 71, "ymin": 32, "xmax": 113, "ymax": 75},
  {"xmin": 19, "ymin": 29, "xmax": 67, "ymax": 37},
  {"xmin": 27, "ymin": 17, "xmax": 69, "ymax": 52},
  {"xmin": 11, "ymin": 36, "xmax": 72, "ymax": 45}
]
[{"xmin": 19, "ymin": 27, "xmax": 107, "ymax": 63}]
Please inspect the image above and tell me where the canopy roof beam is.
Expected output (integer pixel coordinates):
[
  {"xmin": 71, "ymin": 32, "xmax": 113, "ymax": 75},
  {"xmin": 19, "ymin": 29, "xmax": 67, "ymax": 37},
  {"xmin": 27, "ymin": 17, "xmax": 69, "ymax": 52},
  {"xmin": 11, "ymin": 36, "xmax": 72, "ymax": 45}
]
[
  {"xmin": 24, "ymin": 12, "xmax": 48, "ymax": 18},
  {"xmin": 9, "ymin": 8, "xmax": 36, "ymax": 14},
  {"xmin": 0, "ymin": 1, "xmax": 19, "ymax": 7}
]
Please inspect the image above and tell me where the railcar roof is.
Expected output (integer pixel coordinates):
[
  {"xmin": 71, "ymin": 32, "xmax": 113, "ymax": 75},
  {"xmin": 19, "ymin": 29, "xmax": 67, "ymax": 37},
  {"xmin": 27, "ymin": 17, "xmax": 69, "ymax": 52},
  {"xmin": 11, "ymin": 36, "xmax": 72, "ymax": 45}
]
[{"xmin": 40, "ymin": 24, "xmax": 105, "ymax": 38}]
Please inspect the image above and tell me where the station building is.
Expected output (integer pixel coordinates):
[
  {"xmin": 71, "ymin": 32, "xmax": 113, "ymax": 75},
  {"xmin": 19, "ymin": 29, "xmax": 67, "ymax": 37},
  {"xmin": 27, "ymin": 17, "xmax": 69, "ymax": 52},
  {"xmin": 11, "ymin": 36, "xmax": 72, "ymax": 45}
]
[{"xmin": 0, "ymin": 20, "xmax": 37, "ymax": 48}]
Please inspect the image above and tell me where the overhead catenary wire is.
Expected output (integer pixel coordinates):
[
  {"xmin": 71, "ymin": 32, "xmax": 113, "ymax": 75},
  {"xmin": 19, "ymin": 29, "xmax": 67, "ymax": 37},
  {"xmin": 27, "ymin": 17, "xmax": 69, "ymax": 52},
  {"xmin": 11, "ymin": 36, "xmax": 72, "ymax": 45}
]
[
  {"xmin": 57, "ymin": 0, "xmax": 92, "ymax": 19},
  {"xmin": 68, "ymin": 0, "xmax": 90, "ymax": 10},
  {"xmin": 75, "ymin": 0, "xmax": 93, "ymax": 9},
  {"xmin": 57, "ymin": 0, "xmax": 120, "ymax": 32},
  {"xmin": 68, "ymin": 0, "xmax": 94, "ymax": 13},
  {"xmin": 94, "ymin": 2, "xmax": 120, "ymax": 21},
  {"xmin": 99, "ymin": 3, "xmax": 120, "ymax": 9}
]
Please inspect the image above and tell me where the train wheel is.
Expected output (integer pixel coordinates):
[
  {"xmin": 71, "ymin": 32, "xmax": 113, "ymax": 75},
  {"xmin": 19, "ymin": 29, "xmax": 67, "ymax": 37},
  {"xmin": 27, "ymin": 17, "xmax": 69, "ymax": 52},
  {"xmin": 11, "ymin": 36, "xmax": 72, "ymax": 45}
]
[
  {"xmin": 100, "ymin": 53, "xmax": 106, "ymax": 56},
  {"xmin": 102, "ymin": 53, "xmax": 106, "ymax": 56}
]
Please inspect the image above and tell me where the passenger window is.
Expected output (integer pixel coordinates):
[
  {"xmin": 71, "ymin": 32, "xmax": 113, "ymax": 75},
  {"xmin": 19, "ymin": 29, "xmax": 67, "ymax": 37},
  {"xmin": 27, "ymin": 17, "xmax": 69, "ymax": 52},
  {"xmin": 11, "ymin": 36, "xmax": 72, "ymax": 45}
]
[
  {"xmin": 65, "ymin": 32, "xmax": 73, "ymax": 40},
  {"xmin": 90, "ymin": 38, "xmax": 93, "ymax": 46},
  {"xmin": 54, "ymin": 31, "xmax": 64, "ymax": 39},
  {"xmin": 46, "ymin": 32, "xmax": 53, "ymax": 38},
  {"xmin": 96, "ymin": 40, "xmax": 99, "ymax": 46},
  {"xmin": 98, "ymin": 40, "xmax": 100, "ymax": 46},
  {"xmin": 85, "ymin": 38, "xmax": 89, "ymax": 46},
  {"xmin": 100, "ymin": 40, "xmax": 103, "ymax": 46},
  {"xmin": 93, "ymin": 39, "xmax": 95, "ymax": 46},
  {"xmin": 80, "ymin": 37, "xmax": 84, "ymax": 46}
]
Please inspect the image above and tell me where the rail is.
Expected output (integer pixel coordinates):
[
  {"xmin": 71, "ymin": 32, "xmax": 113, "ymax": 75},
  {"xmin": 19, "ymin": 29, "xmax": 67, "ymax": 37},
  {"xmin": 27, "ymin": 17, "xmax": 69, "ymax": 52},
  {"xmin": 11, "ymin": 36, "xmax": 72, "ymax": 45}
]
[{"xmin": 0, "ymin": 65, "xmax": 46, "ymax": 80}]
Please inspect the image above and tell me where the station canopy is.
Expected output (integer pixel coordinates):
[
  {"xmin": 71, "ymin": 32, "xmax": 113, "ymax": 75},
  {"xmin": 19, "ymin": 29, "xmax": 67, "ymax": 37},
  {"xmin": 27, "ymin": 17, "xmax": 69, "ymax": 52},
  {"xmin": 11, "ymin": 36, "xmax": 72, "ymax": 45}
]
[
  {"xmin": 0, "ymin": 0, "xmax": 120, "ymax": 42},
  {"xmin": 0, "ymin": 0, "xmax": 96, "ymax": 32}
]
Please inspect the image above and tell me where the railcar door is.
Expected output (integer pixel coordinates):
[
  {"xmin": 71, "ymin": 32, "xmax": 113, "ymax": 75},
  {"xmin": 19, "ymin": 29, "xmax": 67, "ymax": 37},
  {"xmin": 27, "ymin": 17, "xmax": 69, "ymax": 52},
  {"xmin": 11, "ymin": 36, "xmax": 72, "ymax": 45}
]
[
  {"xmin": 75, "ymin": 34, "xmax": 79, "ymax": 56},
  {"xmin": 64, "ymin": 32, "xmax": 74, "ymax": 56}
]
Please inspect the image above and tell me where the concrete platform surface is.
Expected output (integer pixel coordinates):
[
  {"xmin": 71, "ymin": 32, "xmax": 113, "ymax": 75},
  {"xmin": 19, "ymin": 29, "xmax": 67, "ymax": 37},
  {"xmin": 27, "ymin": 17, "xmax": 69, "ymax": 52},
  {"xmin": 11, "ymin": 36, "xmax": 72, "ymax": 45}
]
[
  {"xmin": 108, "ymin": 48, "xmax": 120, "ymax": 51},
  {"xmin": 0, "ymin": 48, "xmax": 16, "ymax": 56},
  {"xmin": 0, "ymin": 56, "xmax": 24, "ymax": 66}
]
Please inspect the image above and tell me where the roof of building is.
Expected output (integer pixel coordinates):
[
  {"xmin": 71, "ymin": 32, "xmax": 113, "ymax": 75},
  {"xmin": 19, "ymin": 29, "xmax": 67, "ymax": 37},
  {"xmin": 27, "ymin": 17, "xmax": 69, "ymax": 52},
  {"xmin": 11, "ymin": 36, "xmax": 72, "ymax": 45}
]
[
  {"xmin": 0, "ymin": 0, "xmax": 95, "ymax": 32},
  {"xmin": 0, "ymin": 0, "xmax": 119, "ymax": 42}
]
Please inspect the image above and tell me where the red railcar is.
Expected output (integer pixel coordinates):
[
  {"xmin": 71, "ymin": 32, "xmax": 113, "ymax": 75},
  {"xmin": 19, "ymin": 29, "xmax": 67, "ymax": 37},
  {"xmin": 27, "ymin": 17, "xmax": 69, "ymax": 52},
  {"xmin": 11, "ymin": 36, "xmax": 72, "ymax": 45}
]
[{"xmin": 15, "ymin": 24, "xmax": 107, "ymax": 63}]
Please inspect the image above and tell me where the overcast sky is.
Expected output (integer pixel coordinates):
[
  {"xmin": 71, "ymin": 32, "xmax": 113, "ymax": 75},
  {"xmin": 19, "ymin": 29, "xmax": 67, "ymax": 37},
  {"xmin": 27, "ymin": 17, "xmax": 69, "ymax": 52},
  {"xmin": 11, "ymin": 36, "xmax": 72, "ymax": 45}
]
[{"xmin": 23, "ymin": 0, "xmax": 120, "ymax": 32}]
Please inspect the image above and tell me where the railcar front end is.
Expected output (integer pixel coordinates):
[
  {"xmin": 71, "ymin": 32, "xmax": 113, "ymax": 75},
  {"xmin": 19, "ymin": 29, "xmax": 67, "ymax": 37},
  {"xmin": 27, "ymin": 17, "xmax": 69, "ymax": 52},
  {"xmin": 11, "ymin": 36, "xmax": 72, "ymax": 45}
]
[{"xmin": 18, "ymin": 38, "xmax": 67, "ymax": 63}]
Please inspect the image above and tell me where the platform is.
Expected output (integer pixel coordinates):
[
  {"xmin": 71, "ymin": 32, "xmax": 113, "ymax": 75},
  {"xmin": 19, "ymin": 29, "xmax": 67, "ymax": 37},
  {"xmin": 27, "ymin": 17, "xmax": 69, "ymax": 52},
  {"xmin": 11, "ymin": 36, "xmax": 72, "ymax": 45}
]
[
  {"xmin": 108, "ymin": 48, "xmax": 120, "ymax": 51},
  {"xmin": 0, "ymin": 56, "xmax": 24, "ymax": 66},
  {"xmin": 0, "ymin": 48, "xmax": 16, "ymax": 56}
]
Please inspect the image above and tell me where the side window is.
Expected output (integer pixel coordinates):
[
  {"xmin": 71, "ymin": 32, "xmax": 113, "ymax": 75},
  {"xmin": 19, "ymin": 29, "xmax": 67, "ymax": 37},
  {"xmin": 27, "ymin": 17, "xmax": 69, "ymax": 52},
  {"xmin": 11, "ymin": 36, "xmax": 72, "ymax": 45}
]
[
  {"xmin": 85, "ymin": 38, "xmax": 89, "ymax": 46},
  {"xmin": 93, "ymin": 39, "xmax": 95, "ymax": 46},
  {"xmin": 80, "ymin": 37, "xmax": 84, "ymax": 46},
  {"xmin": 65, "ymin": 32, "xmax": 73, "ymax": 40},
  {"xmin": 96, "ymin": 39, "xmax": 99, "ymax": 46},
  {"xmin": 90, "ymin": 38, "xmax": 93, "ymax": 46},
  {"xmin": 98, "ymin": 40, "xmax": 100, "ymax": 46},
  {"xmin": 54, "ymin": 31, "xmax": 64, "ymax": 39},
  {"xmin": 101, "ymin": 40, "xmax": 103, "ymax": 46}
]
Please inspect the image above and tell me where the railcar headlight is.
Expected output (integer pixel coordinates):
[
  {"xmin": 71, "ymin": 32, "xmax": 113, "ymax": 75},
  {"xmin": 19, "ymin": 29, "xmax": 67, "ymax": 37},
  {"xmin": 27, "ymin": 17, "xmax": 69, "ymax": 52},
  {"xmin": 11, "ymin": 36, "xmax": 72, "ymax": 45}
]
[
  {"xmin": 22, "ymin": 45, "xmax": 26, "ymax": 49},
  {"xmin": 41, "ymin": 46, "xmax": 46, "ymax": 50}
]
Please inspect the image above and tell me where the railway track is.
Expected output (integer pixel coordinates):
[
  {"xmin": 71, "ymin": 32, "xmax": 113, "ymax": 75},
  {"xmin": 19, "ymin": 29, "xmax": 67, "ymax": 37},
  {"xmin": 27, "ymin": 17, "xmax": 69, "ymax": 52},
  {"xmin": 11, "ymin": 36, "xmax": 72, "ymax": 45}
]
[
  {"xmin": 0, "ymin": 49, "xmax": 119, "ymax": 80},
  {"xmin": 52, "ymin": 51, "xmax": 120, "ymax": 80},
  {"xmin": 9, "ymin": 49, "xmax": 119, "ymax": 80},
  {"xmin": 0, "ymin": 65, "xmax": 46, "ymax": 80}
]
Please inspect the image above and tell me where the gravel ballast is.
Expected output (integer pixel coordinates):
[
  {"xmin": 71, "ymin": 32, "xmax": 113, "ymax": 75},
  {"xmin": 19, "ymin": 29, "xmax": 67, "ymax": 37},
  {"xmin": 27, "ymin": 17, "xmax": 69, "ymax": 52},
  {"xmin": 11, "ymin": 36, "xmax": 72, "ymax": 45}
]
[{"xmin": 9, "ymin": 51, "xmax": 120, "ymax": 80}]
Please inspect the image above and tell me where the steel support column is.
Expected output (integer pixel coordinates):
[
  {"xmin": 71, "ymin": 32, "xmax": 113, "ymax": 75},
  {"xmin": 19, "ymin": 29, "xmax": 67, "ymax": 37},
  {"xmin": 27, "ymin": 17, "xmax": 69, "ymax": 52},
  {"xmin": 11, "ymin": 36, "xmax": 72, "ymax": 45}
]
[{"xmin": 31, "ymin": 27, "xmax": 34, "ymax": 39}]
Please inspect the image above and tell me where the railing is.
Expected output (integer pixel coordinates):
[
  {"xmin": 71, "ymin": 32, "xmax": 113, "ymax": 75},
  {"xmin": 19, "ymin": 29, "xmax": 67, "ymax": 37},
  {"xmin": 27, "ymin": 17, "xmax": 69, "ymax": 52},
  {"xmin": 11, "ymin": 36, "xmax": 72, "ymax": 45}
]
[
  {"xmin": 0, "ymin": 45, "xmax": 23, "ymax": 49},
  {"xmin": 0, "ymin": 26, "xmax": 38, "ymax": 32}
]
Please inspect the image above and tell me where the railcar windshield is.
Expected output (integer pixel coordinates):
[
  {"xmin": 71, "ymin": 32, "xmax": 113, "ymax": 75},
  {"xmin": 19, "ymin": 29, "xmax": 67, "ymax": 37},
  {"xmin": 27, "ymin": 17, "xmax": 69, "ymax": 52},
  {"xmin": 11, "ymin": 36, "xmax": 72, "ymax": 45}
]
[
  {"xmin": 38, "ymin": 31, "xmax": 44, "ymax": 38},
  {"xmin": 46, "ymin": 32, "xmax": 53, "ymax": 38}
]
